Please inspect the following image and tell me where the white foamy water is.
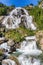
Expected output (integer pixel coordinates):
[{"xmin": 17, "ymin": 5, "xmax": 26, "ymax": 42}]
[
  {"xmin": 0, "ymin": 42, "xmax": 10, "ymax": 52},
  {"xmin": 17, "ymin": 36, "xmax": 42, "ymax": 65},
  {"xmin": 1, "ymin": 7, "xmax": 42, "ymax": 65},
  {"xmin": 1, "ymin": 36, "xmax": 42, "ymax": 65},
  {"xmin": 18, "ymin": 55, "xmax": 40, "ymax": 65},
  {"xmin": 2, "ymin": 7, "xmax": 36, "ymax": 30},
  {"xmin": 17, "ymin": 36, "xmax": 42, "ymax": 56},
  {"xmin": 2, "ymin": 59, "xmax": 16, "ymax": 65}
]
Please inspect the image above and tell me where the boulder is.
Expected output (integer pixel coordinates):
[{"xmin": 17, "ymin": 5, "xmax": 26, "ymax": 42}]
[
  {"xmin": 40, "ymin": 38, "xmax": 43, "ymax": 50},
  {"xmin": 7, "ymin": 39, "xmax": 14, "ymax": 46}
]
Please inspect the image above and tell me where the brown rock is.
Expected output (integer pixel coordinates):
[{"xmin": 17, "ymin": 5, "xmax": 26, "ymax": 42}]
[
  {"xmin": 7, "ymin": 39, "xmax": 14, "ymax": 46},
  {"xmin": 0, "ymin": 16, "xmax": 5, "ymax": 23},
  {"xmin": 40, "ymin": 38, "xmax": 43, "ymax": 50},
  {"xmin": 8, "ymin": 55, "xmax": 20, "ymax": 65}
]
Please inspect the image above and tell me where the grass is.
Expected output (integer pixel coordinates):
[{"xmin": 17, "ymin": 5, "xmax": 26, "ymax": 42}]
[
  {"xmin": 5, "ymin": 26, "xmax": 35, "ymax": 42},
  {"xmin": 25, "ymin": 6, "xmax": 43, "ymax": 30}
]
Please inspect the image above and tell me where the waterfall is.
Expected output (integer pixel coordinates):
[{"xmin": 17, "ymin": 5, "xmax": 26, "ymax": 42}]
[
  {"xmin": 2, "ymin": 7, "xmax": 36, "ymax": 30},
  {"xmin": 2, "ymin": 59, "xmax": 16, "ymax": 65},
  {"xmin": 18, "ymin": 55, "xmax": 40, "ymax": 65},
  {"xmin": 17, "ymin": 36, "xmax": 42, "ymax": 65},
  {"xmin": 17, "ymin": 36, "xmax": 42, "ymax": 56},
  {"xmin": 0, "ymin": 7, "xmax": 42, "ymax": 65}
]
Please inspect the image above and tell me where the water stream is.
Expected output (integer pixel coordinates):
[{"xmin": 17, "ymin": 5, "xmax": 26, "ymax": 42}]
[
  {"xmin": 2, "ymin": 7, "xmax": 36, "ymax": 30},
  {"xmin": 17, "ymin": 36, "xmax": 42, "ymax": 65},
  {"xmin": 0, "ymin": 7, "xmax": 42, "ymax": 65}
]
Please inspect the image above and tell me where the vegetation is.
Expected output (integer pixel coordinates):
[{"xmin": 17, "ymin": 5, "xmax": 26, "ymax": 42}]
[
  {"xmin": 5, "ymin": 29, "xmax": 23, "ymax": 42},
  {"xmin": 5, "ymin": 26, "xmax": 35, "ymax": 42},
  {"xmin": 25, "ymin": 6, "xmax": 43, "ymax": 30},
  {"xmin": 0, "ymin": 1, "xmax": 43, "ymax": 42},
  {"xmin": 0, "ymin": 1, "xmax": 43, "ymax": 64},
  {"xmin": 0, "ymin": 3, "xmax": 14, "ymax": 15},
  {"xmin": 0, "ymin": 2, "xmax": 6, "ymax": 7},
  {"xmin": 0, "ymin": 1, "xmax": 43, "ymax": 41},
  {"xmin": 0, "ymin": 7, "xmax": 7, "ymax": 15}
]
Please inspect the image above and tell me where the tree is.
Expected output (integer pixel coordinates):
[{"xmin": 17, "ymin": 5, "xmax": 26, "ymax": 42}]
[
  {"xmin": 30, "ymin": 3, "xmax": 34, "ymax": 6},
  {"xmin": 0, "ymin": 2, "xmax": 6, "ymax": 7},
  {"xmin": 0, "ymin": 8, "xmax": 7, "ymax": 15},
  {"xmin": 11, "ymin": 5, "xmax": 15, "ymax": 8}
]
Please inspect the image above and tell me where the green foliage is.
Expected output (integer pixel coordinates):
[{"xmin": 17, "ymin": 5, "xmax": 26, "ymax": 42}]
[
  {"xmin": 25, "ymin": 6, "xmax": 43, "ymax": 30},
  {"xmin": 5, "ymin": 29, "xmax": 24, "ymax": 42},
  {"xmin": 0, "ymin": 7, "xmax": 7, "ymax": 15},
  {"xmin": 0, "ymin": 3, "xmax": 14, "ymax": 15},
  {"xmin": 5, "ymin": 26, "xmax": 35, "ymax": 42},
  {"xmin": 0, "ymin": 2, "xmax": 6, "ymax": 7},
  {"xmin": 30, "ymin": 3, "xmax": 34, "ymax": 6}
]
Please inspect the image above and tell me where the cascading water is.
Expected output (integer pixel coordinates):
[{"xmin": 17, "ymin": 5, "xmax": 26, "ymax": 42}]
[
  {"xmin": 10, "ymin": 7, "xmax": 29, "ymax": 16},
  {"xmin": 18, "ymin": 55, "xmax": 40, "ymax": 65},
  {"xmin": 17, "ymin": 36, "xmax": 42, "ymax": 65},
  {"xmin": 0, "ymin": 7, "xmax": 42, "ymax": 65},
  {"xmin": 2, "ymin": 59, "xmax": 16, "ymax": 65},
  {"xmin": 2, "ymin": 7, "xmax": 36, "ymax": 30},
  {"xmin": 1, "ymin": 36, "xmax": 42, "ymax": 65}
]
